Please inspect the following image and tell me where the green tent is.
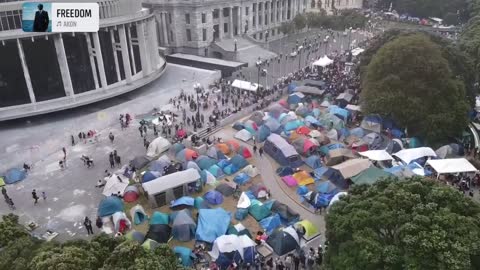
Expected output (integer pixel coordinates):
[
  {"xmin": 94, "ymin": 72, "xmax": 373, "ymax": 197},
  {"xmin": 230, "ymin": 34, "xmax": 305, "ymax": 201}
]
[
  {"xmin": 248, "ymin": 203, "xmax": 271, "ymax": 221},
  {"xmin": 351, "ymin": 167, "xmax": 392, "ymax": 185}
]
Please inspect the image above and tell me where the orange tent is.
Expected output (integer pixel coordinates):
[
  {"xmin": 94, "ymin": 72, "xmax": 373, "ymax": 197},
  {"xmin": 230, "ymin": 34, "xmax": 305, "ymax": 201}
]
[
  {"xmin": 296, "ymin": 126, "xmax": 311, "ymax": 135},
  {"xmin": 292, "ymin": 171, "xmax": 315, "ymax": 186},
  {"xmin": 216, "ymin": 143, "xmax": 231, "ymax": 155},
  {"xmin": 226, "ymin": 140, "xmax": 240, "ymax": 152}
]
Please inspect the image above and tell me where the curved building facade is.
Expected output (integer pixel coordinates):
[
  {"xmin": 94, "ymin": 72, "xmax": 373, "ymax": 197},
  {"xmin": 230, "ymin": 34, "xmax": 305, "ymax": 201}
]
[{"xmin": 0, "ymin": 0, "xmax": 166, "ymax": 121}]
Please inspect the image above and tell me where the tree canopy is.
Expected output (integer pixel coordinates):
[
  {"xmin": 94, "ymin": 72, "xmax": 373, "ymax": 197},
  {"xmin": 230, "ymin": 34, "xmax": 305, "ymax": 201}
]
[
  {"xmin": 360, "ymin": 33, "xmax": 469, "ymax": 144},
  {"xmin": 325, "ymin": 178, "xmax": 480, "ymax": 270}
]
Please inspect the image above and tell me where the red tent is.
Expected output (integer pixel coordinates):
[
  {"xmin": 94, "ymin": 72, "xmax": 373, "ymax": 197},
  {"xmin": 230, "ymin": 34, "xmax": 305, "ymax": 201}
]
[
  {"xmin": 296, "ymin": 126, "xmax": 311, "ymax": 135},
  {"xmin": 238, "ymin": 146, "xmax": 253, "ymax": 159},
  {"xmin": 124, "ymin": 186, "xmax": 139, "ymax": 202}
]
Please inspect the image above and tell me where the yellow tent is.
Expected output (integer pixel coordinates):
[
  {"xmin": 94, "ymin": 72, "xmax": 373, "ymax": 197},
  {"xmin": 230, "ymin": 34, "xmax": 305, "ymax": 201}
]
[
  {"xmin": 0, "ymin": 177, "xmax": 5, "ymax": 187},
  {"xmin": 296, "ymin": 220, "xmax": 318, "ymax": 238},
  {"xmin": 292, "ymin": 171, "xmax": 315, "ymax": 186}
]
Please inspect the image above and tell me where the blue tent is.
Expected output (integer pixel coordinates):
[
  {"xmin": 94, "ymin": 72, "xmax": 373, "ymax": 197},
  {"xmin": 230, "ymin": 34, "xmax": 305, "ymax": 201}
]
[
  {"xmin": 316, "ymin": 181, "xmax": 339, "ymax": 194},
  {"xmin": 217, "ymin": 159, "xmax": 231, "ymax": 169},
  {"xmin": 4, "ymin": 168, "xmax": 26, "ymax": 184},
  {"xmin": 305, "ymin": 115, "xmax": 321, "ymax": 126},
  {"xmin": 312, "ymin": 108, "xmax": 321, "ymax": 118},
  {"xmin": 207, "ymin": 147, "xmax": 226, "ymax": 160},
  {"xmin": 329, "ymin": 106, "xmax": 350, "ymax": 121},
  {"xmin": 314, "ymin": 167, "xmax": 346, "ymax": 189},
  {"xmin": 131, "ymin": 205, "xmax": 148, "ymax": 225},
  {"xmin": 264, "ymin": 117, "xmax": 281, "ymax": 133},
  {"xmin": 263, "ymin": 200, "xmax": 276, "ymax": 210},
  {"xmin": 287, "ymin": 93, "xmax": 305, "ymax": 104},
  {"xmin": 305, "ymin": 156, "xmax": 322, "ymax": 169},
  {"xmin": 257, "ymin": 125, "xmax": 272, "ymax": 142},
  {"xmin": 315, "ymin": 193, "xmax": 336, "ymax": 207},
  {"xmin": 230, "ymin": 155, "xmax": 248, "ymax": 169},
  {"xmin": 319, "ymin": 143, "xmax": 345, "ymax": 155},
  {"xmin": 171, "ymin": 143, "xmax": 186, "ymax": 154},
  {"xmin": 232, "ymin": 122, "xmax": 244, "ymax": 130},
  {"xmin": 260, "ymin": 214, "xmax": 282, "ymax": 234},
  {"xmin": 350, "ymin": 127, "xmax": 365, "ymax": 138},
  {"xmin": 149, "ymin": 158, "xmax": 170, "ymax": 172},
  {"xmin": 187, "ymin": 161, "xmax": 201, "ymax": 172},
  {"xmin": 223, "ymin": 164, "xmax": 240, "ymax": 175},
  {"xmin": 204, "ymin": 190, "xmax": 224, "ymax": 205},
  {"xmin": 171, "ymin": 196, "xmax": 195, "ymax": 208},
  {"xmin": 150, "ymin": 211, "xmax": 169, "ymax": 225},
  {"xmin": 288, "ymin": 82, "xmax": 298, "ymax": 93},
  {"xmin": 171, "ymin": 209, "xmax": 196, "ymax": 242},
  {"xmin": 296, "ymin": 186, "xmax": 309, "ymax": 195},
  {"xmin": 98, "ymin": 196, "xmax": 123, "ymax": 217},
  {"xmin": 208, "ymin": 164, "xmax": 225, "ymax": 178},
  {"xmin": 174, "ymin": 246, "xmax": 196, "ymax": 267},
  {"xmin": 142, "ymin": 171, "xmax": 161, "ymax": 183},
  {"xmin": 276, "ymin": 166, "xmax": 294, "ymax": 176},
  {"xmin": 196, "ymin": 208, "xmax": 231, "ymax": 243},
  {"xmin": 234, "ymin": 173, "xmax": 251, "ymax": 185},
  {"xmin": 284, "ymin": 120, "xmax": 305, "ymax": 132},
  {"xmin": 235, "ymin": 208, "xmax": 249, "ymax": 220},
  {"xmin": 196, "ymin": 155, "xmax": 217, "ymax": 170}
]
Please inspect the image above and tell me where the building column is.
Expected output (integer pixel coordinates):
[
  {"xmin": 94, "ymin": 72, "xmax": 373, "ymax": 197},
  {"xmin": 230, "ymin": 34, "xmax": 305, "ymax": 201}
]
[
  {"xmin": 237, "ymin": 6, "xmax": 242, "ymax": 36},
  {"xmin": 84, "ymin": 33, "xmax": 99, "ymax": 89},
  {"xmin": 109, "ymin": 29, "xmax": 122, "ymax": 83},
  {"xmin": 126, "ymin": 26, "xmax": 137, "ymax": 75},
  {"xmin": 53, "ymin": 34, "xmax": 74, "ymax": 97},
  {"xmin": 155, "ymin": 13, "xmax": 164, "ymax": 46},
  {"xmin": 273, "ymin": 0, "xmax": 277, "ymax": 25},
  {"xmin": 161, "ymin": 13, "xmax": 169, "ymax": 46},
  {"xmin": 118, "ymin": 25, "xmax": 132, "ymax": 84},
  {"xmin": 92, "ymin": 32, "xmax": 108, "ymax": 89},
  {"xmin": 229, "ymin": 7, "xmax": 234, "ymax": 38},
  {"xmin": 255, "ymin": 2, "xmax": 259, "ymax": 31},
  {"xmin": 136, "ymin": 21, "xmax": 151, "ymax": 75},
  {"xmin": 148, "ymin": 18, "xmax": 159, "ymax": 69},
  {"xmin": 283, "ymin": 0, "xmax": 286, "ymax": 21},
  {"xmin": 219, "ymin": 8, "xmax": 224, "ymax": 40},
  {"xmin": 16, "ymin": 39, "xmax": 36, "ymax": 103}
]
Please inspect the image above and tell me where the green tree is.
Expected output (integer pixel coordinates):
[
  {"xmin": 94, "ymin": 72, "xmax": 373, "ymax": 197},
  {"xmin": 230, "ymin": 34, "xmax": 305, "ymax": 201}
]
[
  {"xmin": 29, "ymin": 246, "xmax": 98, "ymax": 270},
  {"xmin": 0, "ymin": 213, "xmax": 29, "ymax": 247},
  {"xmin": 325, "ymin": 178, "xmax": 480, "ymax": 270},
  {"xmin": 293, "ymin": 14, "xmax": 307, "ymax": 30},
  {"xmin": 0, "ymin": 236, "xmax": 43, "ymax": 270},
  {"xmin": 360, "ymin": 34, "xmax": 469, "ymax": 144},
  {"xmin": 279, "ymin": 21, "xmax": 295, "ymax": 35},
  {"xmin": 374, "ymin": 0, "xmax": 470, "ymax": 22}
]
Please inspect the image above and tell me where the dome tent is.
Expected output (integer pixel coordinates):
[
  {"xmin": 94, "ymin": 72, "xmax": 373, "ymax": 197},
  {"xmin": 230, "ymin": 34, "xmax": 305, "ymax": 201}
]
[
  {"xmin": 4, "ymin": 168, "xmax": 26, "ymax": 184},
  {"xmin": 204, "ymin": 190, "xmax": 224, "ymax": 205},
  {"xmin": 123, "ymin": 185, "xmax": 139, "ymax": 202},
  {"xmin": 98, "ymin": 196, "xmax": 124, "ymax": 217},
  {"xmin": 266, "ymin": 227, "xmax": 300, "ymax": 256},
  {"xmin": 129, "ymin": 204, "xmax": 148, "ymax": 225},
  {"xmin": 171, "ymin": 209, "xmax": 197, "ymax": 242}
]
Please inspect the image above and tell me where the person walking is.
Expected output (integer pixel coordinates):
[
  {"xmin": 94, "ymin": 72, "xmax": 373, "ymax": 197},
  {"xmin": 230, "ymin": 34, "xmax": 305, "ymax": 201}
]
[
  {"xmin": 109, "ymin": 152, "xmax": 115, "ymax": 169},
  {"xmin": 114, "ymin": 151, "xmax": 121, "ymax": 167},
  {"xmin": 62, "ymin": 147, "xmax": 66, "ymax": 159},
  {"xmin": 7, "ymin": 197, "xmax": 15, "ymax": 210},
  {"xmin": 253, "ymin": 144, "xmax": 257, "ymax": 153},
  {"xmin": 32, "ymin": 189, "xmax": 39, "ymax": 205},
  {"xmin": 71, "ymin": 135, "xmax": 75, "ymax": 146},
  {"xmin": 293, "ymin": 254, "xmax": 300, "ymax": 270},
  {"xmin": 139, "ymin": 126, "xmax": 143, "ymax": 137},
  {"xmin": 42, "ymin": 191, "xmax": 47, "ymax": 201},
  {"xmin": 143, "ymin": 125, "xmax": 147, "ymax": 136},
  {"xmin": 143, "ymin": 138, "xmax": 150, "ymax": 150},
  {"xmin": 108, "ymin": 132, "xmax": 114, "ymax": 143},
  {"xmin": 258, "ymin": 147, "xmax": 264, "ymax": 157},
  {"xmin": 96, "ymin": 216, "xmax": 103, "ymax": 229},
  {"xmin": 1, "ymin": 187, "xmax": 8, "ymax": 200},
  {"xmin": 84, "ymin": 216, "xmax": 94, "ymax": 235}
]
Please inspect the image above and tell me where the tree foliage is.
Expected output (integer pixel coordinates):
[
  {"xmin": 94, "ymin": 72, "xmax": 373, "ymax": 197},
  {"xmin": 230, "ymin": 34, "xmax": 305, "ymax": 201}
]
[
  {"xmin": 360, "ymin": 33, "xmax": 469, "ymax": 144},
  {"xmin": 279, "ymin": 21, "xmax": 295, "ymax": 35},
  {"xmin": 293, "ymin": 14, "xmax": 307, "ymax": 30},
  {"xmin": 325, "ymin": 178, "xmax": 480, "ymax": 270},
  {"xmin": 304, "ymin": 10, "xmax": 367, "ymax": 30},
  {"xmin": 0, "ymin": 213, "xmax": 28, "ymax": 247}
]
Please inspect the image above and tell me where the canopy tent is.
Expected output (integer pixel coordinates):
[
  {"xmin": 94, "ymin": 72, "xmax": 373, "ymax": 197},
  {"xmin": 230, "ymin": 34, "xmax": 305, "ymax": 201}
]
[
  {"xmin": 4, "ymin": 168, "xmax": 26, "ymax": 184},
  {"xmin": 196, "ymin": 208, "xmax": 231, "ymax": 243},
  {"xmin": 231, "ymin": 79, "xmax": 260, "ymax": 92},
  {"xmin": 294, "ymin": 86, "xmax": 325, "ymax": 96},
  {"xmin": 235, "ymin": 129, "xmax": 253, "ymax": 142},
  {"xmin": 130, "ymin": 156, "xmax": 150, "ymax": 169},
  {"xmin": 332, "ymin": 159, "xmax": 372, "ymax": 179},
  {"xmin": 313, "ymin": 55, "xmax": 334, "ymax": 67},
  {"xmin": 393, "ymin": 147, "xmax": 436, "ymax": 164},
  {"xmin": 98, "ymin": 196, "xmax": 124, "ymax": 217},
  {"xmin": 123, "ymin": 185, "xmax": 139, "ymax": 202},
  {"xmin": 359, "ymin": 150, "xmax": 393, "ymax": 161},
  {"xmin": 146, "ymin": 136, "xmax": 171, "ymax": 157},
  {"xmin": 426, "ymin": 158, "xmax": 477, "ymax": 174},
  {"xmin": 303, "ymin": 79, "xmax": 326, "ymax": 89},
  {"xmin": 266, "ymin": 227, "xmax": 300, "ymax": 256},
  {"xmin": 326, "ymin": 148, "xmax": 356, "ymax": 166},
  {"xmin": 112, "ymin": 211, "xmax": 131, "ymax": 233},
  {"xmin": 350, "ymin": 167, "xmax": 392, "ymax": 185},
  {"xmin": 102, "ymin": 174, "xmax": 129, "ymax": 197},
  {"xmin": 130, "ymin": 204, "xmax": 148, "ymax": 225},
  {"xmin": 171, "ymin": 209, "xmax": 196, "ymax": 242}
]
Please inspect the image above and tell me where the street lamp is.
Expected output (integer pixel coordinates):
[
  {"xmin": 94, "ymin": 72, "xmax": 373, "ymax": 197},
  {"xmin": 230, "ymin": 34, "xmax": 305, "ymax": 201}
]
[{"xmin": 256, "ymin": 57, "xmax": 263, "ymax": 86}]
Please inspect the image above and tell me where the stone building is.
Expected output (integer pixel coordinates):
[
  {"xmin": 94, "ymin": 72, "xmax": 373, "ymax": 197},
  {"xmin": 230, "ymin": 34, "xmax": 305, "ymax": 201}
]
[{"xmin": 0, "ymin": 0, "xmax": 166, "ymax": 121}]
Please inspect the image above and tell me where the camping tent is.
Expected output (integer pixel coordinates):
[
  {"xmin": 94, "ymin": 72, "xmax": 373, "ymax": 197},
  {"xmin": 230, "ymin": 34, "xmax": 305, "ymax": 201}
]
[
  {"xmin": 142, "ymin": 238, "xmax": 160, "ymax": 251},
  {"xmin": 326, "ymin": 148, "xmax": 356, "ymax": 166},
  {"xmin": 361, "ymin": 115, "xmax": 383, "ymax": 133},
  {"xmin": 142, "ymin": 169, "xmax": 200, "ymax": 208},
  {"xmin": 266, "ymin": 227, "xmax": 300, "ymax": 256},
  {"xmin": 313, "ymin": 55, "xmax": 333, "ymax": 67},
  {"xmin": 271, "ymin": 201, "xmax": 300, "ymax": 223},
  {"xmin": 146, "ymin": 136, "xmax": 171, "ymax": 157},
  {"xmin": 204, "ymin": 190, "xmax": 224, "ymax": 205},
  {"xmin": 112, "ymin": 211, "xmax": 131, "ymax": 233},
  {"xmin": 174, "ymin": 246, "xmax": 196, "ymax": 268},
  {"xmin": 216, "ymin": 183, "xmax": 236, "ymax": 196},
  {"xmin": 146, "ymin": 224, "xmax": 171, "ymax": 244},
  {"xmin": 248, "ymin": 203, "xmax": 271, "ymax": 221},
  {"xmin": 4, "ymin": 168, "xmax": 26, "ymax": 184},
  {"xmin": 282, "ymin": 175, "xmax": 297, "ymax": 187},
  {"xmin": 102, "ymin": 174, "xmax": 128, "ymax": 196},
  {"xmin": 250, "ymin": 111, "xmax": 265, "ymax": 125},
  {"xmin": 196, "ymin": 155, "xmax": 217, "ymax": 170},
  {"xmin": 295, "ymin": 220, "xmax": 319, "ymax": 240},
  {"xmin": 234, "ymin": 173, "xmax": 251, "ymax": 185},
  {"xmin": 264, "ymin": 134, "xmax": 303, "ymax": 167},
  {"xmin": 231, "ymin": 79, "xmax": 260, "ymax": 92},
  {"xmin": 206, "ymin": 147, "xmax": 226, "ymax": 160},
  {"xmin": 264, "ymin": 117, "xmax": 281, "ymax": 132},
  {"xmin": 249, "ymin": 184, "xmax": 268, "ymax": 199},
  {"xmin": 241, "ymin": 165, "xmax": 259, "ymax": 177},
  {"xmin": 237, "ymin": 192, "xmax": 251, "ymax": 208},
  {"xmin": 359, "ymin": 150, "xmax": 393, "ymax": 161},
  {"xmin": 328, "ymin": 192, "xmax": 348, "ymax": 207},
  {"xmin": 125, "ymin": 230, "xmax": 145, "ymax": 243},
  {"xmin": 426, "ymin": 158, "xmax": 477, "ymax": 175},
  {"xmin": 130, "ymin": 156, "xmax": 150, "ymax": 169},
  {"xmin": 150, "ymin": 211, "xmax": 169, "ymax": 225},
  {"xmin": 200, "ymin": 169, "xmax": 217, "ymax": 185},
  {"xmin": 176, "ymin": 148, "xmax": 199, "ymax": 162},
  {"xmin": 216, "ymin": 143, "xmax": 231, "ymax": 155},
  {"xmin": 196, "ymin": 208, "xmax": 231, "ymax": 243},
  {"xmin": 123, "ymin": 185, "xmax": 139, "ymax": 202},
  {"xmin": 171, "ymin": 143, "xmax": 186, "ymax": 154},
  {"xmin": 292, "ymin": 171, "xmax": 315, "ymax": 186},
  {"xmin": 171, "ymin": 209, "xmax": 196, "ymax": 242},
  {"xmin": 350, "ymin": 167, "xmax": 392, "ymax": 185},
  {"xmin": 235, "ymin": 129, "xmax": 253, "ymax": 142},
  {"xmin": 287, "ymin": 92, "xmax": 305, "ymax": 105},
  {"xmin": 130, "ymin": 204, "xmax": 148, "ymax": 225},
  {"xmin": 277, "ymin": 166, "xmax": 294, "ymax": 176},
  {"xmin": 171, "ymin": 196, "xmax": 195, "ymax": 208},
  {"xmin": 98, "ymin": 196, "xmax": 124, "ymax": 217},
  {"xmin": 332, "ymin": 159, "xmax": 372, "ymax": 179},
  {"xmin": 316, "ymin": 181, "xmax": 339, "ymax": 194},
  {"xmin": 260, "ymin": 214, "xmax": 282, "ymax": 234},
  {"xmin": 237, "ymin": 146, "xmax": 253, "ymax": 159},
  {"xmin": 194, "ymin": 196, "xmax": 210, "ymax": 209},
  {"xmin": 208, "ymin": 164, "xmax": 225, "ymax": 178},
  {"xmin": 187, "ymin": 161, "xmax": 201, "ymax": 172},
  {"xmin": 142, "ymin": 170, "xmax": 162, "ymax": 183},
  {"xmin": 313, "ymin": 167, "xmax": 346, "ymax": 188},
  {"xmin": 393, "ymin": 147, "xmax": 436, "ymax": 164},
  {"xmin": 149, "ymin": 156, "xmax": 171, "ymax": 172}
]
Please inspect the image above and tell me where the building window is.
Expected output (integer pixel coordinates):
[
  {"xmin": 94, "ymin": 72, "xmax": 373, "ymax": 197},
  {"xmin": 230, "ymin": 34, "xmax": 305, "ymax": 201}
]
[
  {"xmin": 185, "ymin": 13, "xmax": 190, "ymax": 24},
  {"xmin": 202, "ymin": 13, "xmax": 206, "ymax": 23},
  {"xmin": 259, "ymin": 32, "xmax": 263, "ymax": 40},
  {"xmin": 224, "ymin": 23, "xmax": 228, "ymax": 33},
  {"xmin": 253, "ymin": 16, "xmax": 256, "ymax": 27},
  {"xmin": 202, "ymin": 28, "xmax": 207, "ymax": 41},
  {"xmin": 213, "ymin": 9, "xmax": 219, "ymax": 19},
  {"xmin": 253, "ymin": 4, "xmax": 256, "ymax": 13},
  {"xmin": 223, "ymin": 8, "xmax": 229, "ymax": 17},
  {"xmin": 245, "ymin": 7, "xmax": 249, "ymax": 16},
  {"xmin": 170, "ymin": 30, "xmax": 174, "ymax": 42},
  {"xmin": 0, "ymin": 10, "xmax": 22, "ymax": 31},
  {"xmin": 186, "ymin": 29, "xmax": 191, "ymax": 41}
]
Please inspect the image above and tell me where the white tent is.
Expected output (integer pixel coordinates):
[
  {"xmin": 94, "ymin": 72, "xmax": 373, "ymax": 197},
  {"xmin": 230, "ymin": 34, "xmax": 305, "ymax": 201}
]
[
  {"xmin": 241, "ymin": 164, "xmax": 259, "ymax": 177},
  {"xmin": 313, "ymin": 56, "xmax": 334, "ymax": 67},
  {"xmin": 146, "ymin": 136, "xmax": 171, "ymax": 158},
  {"xmin": 426, "ymin": 158, "xmax": 477, "ymax": 174},
  {"xmin": 237, "ymin": 192, "xmax": 252, "ymax": 208},
  {"xmin": 320, "ymin": 100, "xmax": 331, "ymax": 107},
  {"xmin": 351, "ymin": 47, "xmax": 365, "ymax": 56},
  {"xmin": 235, "ymin": 129, "xmax": 253, "ymax": 142},
  {"xmin": 209, "ymin": 235, "xmax": 243, "ymax": 260},
  {"xmin": 328, "ymin": 191, "xmax": 348, "ymax": 207},
  {"xmin": 393, "ymin": 147, "xmax": 436, "ymax": 164},
  {"xmin": 112, "ymin": 211, "xmax": 131, "ymax": 233},
  {"xmin": 103, "ymin": 174, "xmax": 129, "ymax": 197},
  {"xmin": 231, "ymin": 79, "xmax": 261, "ymax": 92},
  {"xmin": 332, "ymin": 159, "xmax": 372, "ymax": 179},
  {"xmin": 345, "ymin": 104, "xmax": 361, "ymax": 112},
  {"xmin": 359, "ymin": 150, "xmax": 393, "ymax": 161},
  {"xmin": 203, "ymin": 170, "xmax": 217, "ymax": 185}
]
